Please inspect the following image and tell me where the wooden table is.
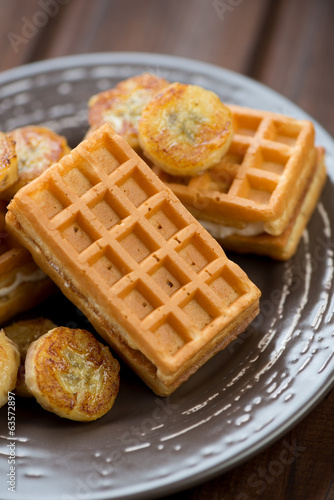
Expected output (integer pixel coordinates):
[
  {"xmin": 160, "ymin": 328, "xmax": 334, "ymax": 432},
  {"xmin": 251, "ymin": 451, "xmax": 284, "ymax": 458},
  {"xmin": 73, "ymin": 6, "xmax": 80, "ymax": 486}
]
[{"xmin": 1, "ymin": 1, "xmax": 333, "ymax": 499}]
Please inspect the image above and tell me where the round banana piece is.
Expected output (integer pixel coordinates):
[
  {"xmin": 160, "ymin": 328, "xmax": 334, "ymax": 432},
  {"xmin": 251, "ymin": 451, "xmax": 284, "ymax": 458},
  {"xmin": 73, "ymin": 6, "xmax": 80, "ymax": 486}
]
[
  {"xmin": 138, "ymin": 82, "xmax": 233, "ymax": 176},
  {"xmin": 0, "ymin": 329, "xmax": 20, "ymax": 408},
  {"xmin": 0, "ymin": 132, "xmax": 18, "ymax": 193},
  {"xmin": 25, "ymin": 327, "xmax": 120, "ymax": 421},
  {"xmin": 88, "ymin": 73, "xmax": 169, "ymax": 149},
  {"xmin": 4, "ymin": 317, "xmax": 57, "ymax": 398},
  {"xmin": 1, "ymin": 126, "xmax": 70, "ymax": 200}
]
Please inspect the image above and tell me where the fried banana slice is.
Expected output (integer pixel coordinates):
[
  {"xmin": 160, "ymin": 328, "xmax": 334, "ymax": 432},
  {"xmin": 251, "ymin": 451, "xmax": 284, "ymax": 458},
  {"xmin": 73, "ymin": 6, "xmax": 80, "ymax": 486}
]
[
  {"xmin": 0, "ymin": 132, "xmax": 18, "ymax": 193},
  {"xmin": 0, "ymin": 329, "xmax": 20, "ymax": 408},
  {"xmin": 138, "ymin": 82, "xmax": 233, "ymax": 176},
  {"xmin": 25, "ymin": 327, "xmax": 120, "ymax": 421},
  {"xmin": 1, "ymin": 126, "xmax": 70, "ymax": 200},
  {"xmin": 88, "ymin": 73, "xmax": 169, "ymax": 149},
  {"xmin": 4, "ymin": 317, "xmax": 57, "ymax": 398}
]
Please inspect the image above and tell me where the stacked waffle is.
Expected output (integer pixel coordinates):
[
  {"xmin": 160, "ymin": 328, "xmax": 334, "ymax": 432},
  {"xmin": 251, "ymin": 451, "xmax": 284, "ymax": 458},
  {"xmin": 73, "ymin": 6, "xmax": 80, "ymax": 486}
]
[
  {"xmin": 6, "ymin": 124, "xmax": 261, "ymax": 395},
  {"xmin": 152, "ymin": 105, "xmax": 326, "ymax": 260},
  {"xmin": 2, "ymin": 74, "xmax": 327, "ymax": 396},
  {"xmin": 88, "ymin": 76, "xmax": 326, "ymax": 260}
]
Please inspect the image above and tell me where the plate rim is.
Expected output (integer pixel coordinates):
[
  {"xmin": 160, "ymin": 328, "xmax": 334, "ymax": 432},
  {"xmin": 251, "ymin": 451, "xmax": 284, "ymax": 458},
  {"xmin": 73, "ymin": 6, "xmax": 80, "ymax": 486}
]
[{"xmin": 0, "ymin": 51, "xmax": 332, "ymax": 132}]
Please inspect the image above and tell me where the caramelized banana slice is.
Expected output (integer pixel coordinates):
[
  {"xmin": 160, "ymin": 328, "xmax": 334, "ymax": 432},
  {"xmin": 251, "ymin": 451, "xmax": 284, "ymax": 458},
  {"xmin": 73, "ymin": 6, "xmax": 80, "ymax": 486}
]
[
  {"xmin": 88, "ymin": 73, "xmax": 169, "ymax": 149},
  {"xmin": 1, "ymin": 126, "xmax": 70, "ymax": 200},
  {"xmin": 0, "ymin": 132, "xmax": 18, "ymax": 193},
  {"xmin": 25, "ymin": 327, "xmax": 120, "ymax": 421},
  {"xmin": 4, "ymin": 317, "xmax": 57, "ymax": 398},
  {"xmin": 138, "ymin": 82, "xmax": 233, "ymax": 176},
  {"xmin": 0, "ymin": 329, "xmax": 20, "ymax": 408}
]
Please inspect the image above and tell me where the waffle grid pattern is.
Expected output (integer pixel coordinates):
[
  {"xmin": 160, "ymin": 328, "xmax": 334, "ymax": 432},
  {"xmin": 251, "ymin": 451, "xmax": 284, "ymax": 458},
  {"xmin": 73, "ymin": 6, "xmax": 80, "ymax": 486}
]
[
  {"xmin": 154, "ymin": 105, "xmax": 315, "ymax": 224},
  {"xmin": 21, "ymin": 125, "xmax": 258, "ymax": 374}
]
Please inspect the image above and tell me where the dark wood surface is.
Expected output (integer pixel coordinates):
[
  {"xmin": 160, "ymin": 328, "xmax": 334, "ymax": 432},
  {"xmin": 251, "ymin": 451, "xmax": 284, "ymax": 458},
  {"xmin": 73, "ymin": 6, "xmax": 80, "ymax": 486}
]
[{"xmin": 1, "ymin": 1, "xmax": 333, "ymax": 499}]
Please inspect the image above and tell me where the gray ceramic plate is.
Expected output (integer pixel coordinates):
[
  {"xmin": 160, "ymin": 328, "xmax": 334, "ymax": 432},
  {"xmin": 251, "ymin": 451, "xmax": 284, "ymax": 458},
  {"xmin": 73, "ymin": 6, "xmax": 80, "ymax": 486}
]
[{"xmin": 0, "ymin": 53, "xmax": 333, "ymax": 500}]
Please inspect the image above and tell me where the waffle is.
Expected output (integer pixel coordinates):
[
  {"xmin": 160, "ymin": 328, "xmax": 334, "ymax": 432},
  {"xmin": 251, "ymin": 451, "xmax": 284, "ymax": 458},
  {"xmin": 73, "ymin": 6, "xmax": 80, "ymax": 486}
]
[
  {"xmin": 152, "ymin": 105, "xmax": 327, "ymax": 259},
  {"xmin": 6, "ymin": 124, "xmax": 261, "ymax": 396},
  {"xmin": 201, "ymin": 148, "xmax": 326, "ymax": 260},
  {"xmin": 0, "ymin": 203, "xmax": 56, "ymax": 325}
]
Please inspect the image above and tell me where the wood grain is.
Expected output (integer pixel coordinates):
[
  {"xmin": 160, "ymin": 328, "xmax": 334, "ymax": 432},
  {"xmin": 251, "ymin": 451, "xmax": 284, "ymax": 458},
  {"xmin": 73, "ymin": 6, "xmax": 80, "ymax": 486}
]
[
  {"xmin": 252, "ymin": 0, "xmax": 334, "ymax": 135},
  {"xmin": 0, "ymin": 0, "xmax": 68, "ymax": 71},
  {"xmin": 21, "ymin": 0, "xmax": 271, "ymax": 73}
]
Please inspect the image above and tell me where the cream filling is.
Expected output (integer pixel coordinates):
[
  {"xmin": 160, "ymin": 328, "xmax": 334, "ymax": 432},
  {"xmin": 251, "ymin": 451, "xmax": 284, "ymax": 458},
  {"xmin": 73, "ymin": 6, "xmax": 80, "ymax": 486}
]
[
  {"xmin": 0, "ymin": 269, "xmax": 47, "ymax": 298},
  {"xmin": 199, "ymin": 219, "xmax": 265, "ymax": 238}
]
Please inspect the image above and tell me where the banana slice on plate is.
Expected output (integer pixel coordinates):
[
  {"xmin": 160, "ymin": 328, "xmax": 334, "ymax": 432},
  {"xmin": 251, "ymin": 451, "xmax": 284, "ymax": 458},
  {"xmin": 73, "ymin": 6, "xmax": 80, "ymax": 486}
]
[
  {"xmin": 25, "ymin": 327, "xmax": 120, "ymax": 421},
  {"xmin": 0, "ymin": 329, "xmax": 20, "ymax": 408},
  {"xmin": 1, "ymin": 126, "xmax": 70, "ymax": 200},
  {"xmin": 138, "ymin": 82, "xmax": 233, "ymax": 176},
  {"xmin": 4, "ymin": 317, "xmax": 57, "ymax": 398},
  {"xmin": 0, "ymin": 132, "xmax": 18, "ymax": 193},
  {"xmin": 88, "ymin": 73, "xmax": 169, "ymax": 149}
]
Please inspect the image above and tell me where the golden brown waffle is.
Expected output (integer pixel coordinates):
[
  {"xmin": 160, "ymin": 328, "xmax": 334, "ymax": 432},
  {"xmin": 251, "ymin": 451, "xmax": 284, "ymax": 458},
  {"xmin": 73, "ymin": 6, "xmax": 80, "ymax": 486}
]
[
  {"xmin": 202, "ymin": 148, "xmax": 327, "ymax": 260},
  {"xmin": 0, "ymin": 203, "xmax": 55, "ymax": 325},
  {"xmin": 6, "ymin": 124, "xmax": 261, "ymax": 396},
  {"xmin": 153, "ymin": 105, "xmax": 324, "ymax": 242}
]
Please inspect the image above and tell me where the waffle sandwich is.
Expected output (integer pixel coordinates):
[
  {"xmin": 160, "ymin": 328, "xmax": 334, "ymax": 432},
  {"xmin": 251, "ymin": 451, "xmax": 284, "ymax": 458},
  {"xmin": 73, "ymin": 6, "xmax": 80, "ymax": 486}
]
[
  {"xmin": 6, "ymin": 124, "xmax": 260, "ymax": 396},
  {"xmin": 0, "ymin": 202, "xmax": 55, "ymax": 325},
  {"xmin": 151, "ymin": 105, "xmax": 327, "ymax": 260}
]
